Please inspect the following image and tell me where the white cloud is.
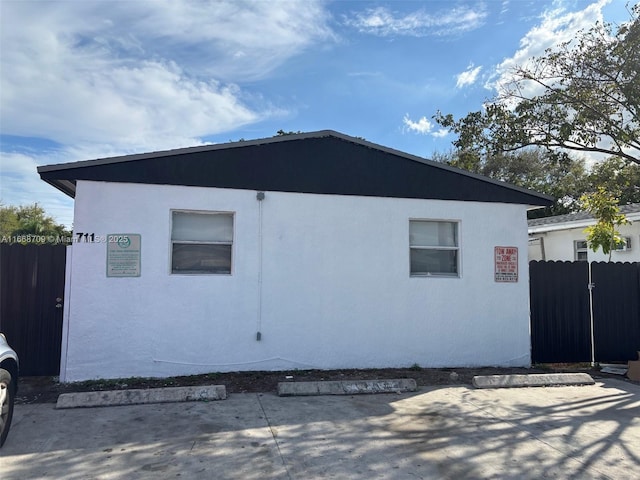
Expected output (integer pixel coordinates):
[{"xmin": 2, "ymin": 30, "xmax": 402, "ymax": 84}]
[
  {"xmin": 128, "ymin": 1, "xmax": 334, "ymax": 81},
  {"xmin": 402, "ymin": 115, "xmax": 450, "ymax": 138},
  {"xmin": 0, "ymin": 151, "xmax": 74, "ymax": 227},
  {"xmin": 344, "ymin": 4, "xmax": 488, "ymax": 37},
  {"xmin": 347, "ymin": 71, "xmax": 382, "ymax": 78},
  {"xmin": 456, "ymin": 64, "xmax": 483, "ymax": 88},
  {"xmin": 2, "ymin": 58, "xmax": 261, "ymax": 150},
  {"xmin": 486, "ymin": 0, "xmax": 611, "ymax": 97},
  {"xmin": 432, "ymin": 128, "xmax": 450, "ymax": 138},
  {"xmin": 0, "ymin": 0, "xmax": 332, "ymax": 149},
  {"xmin": 403, "ymin": 114, "xmax": 433, "ymax": 135}
]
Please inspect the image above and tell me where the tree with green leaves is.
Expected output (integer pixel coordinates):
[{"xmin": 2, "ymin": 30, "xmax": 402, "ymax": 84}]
[
  {"xmin": 432, "ymin": 147, "xmax": 589, "ymax": 217},
  {"xmin": 434, "ymin": 5, "xmax": 640, "ymax": 165},
  {"xmin": 586, "ymin": 156, "xmax": 640, "ymax": 205},
  {"xmin": 0, "ymin": 203, "xmax": 71, "ymax": 244},
  {"xmin": 580, "ymin": 187, "xmax": 630, "ymax": 261}
]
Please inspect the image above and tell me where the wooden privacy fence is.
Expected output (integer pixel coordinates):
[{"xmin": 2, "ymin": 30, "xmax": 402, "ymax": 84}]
[
  {"xmin": 0, "ymin": 244, "xmax": 67, "ymax": 376},
  {"xmin": 530, "ymin": 261, "xmax": 640, "ymax": 364}
]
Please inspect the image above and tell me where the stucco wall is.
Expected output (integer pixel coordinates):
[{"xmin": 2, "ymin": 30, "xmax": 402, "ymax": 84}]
[
  {"xmin": 529, "ymin": 223, "xmax": 640, "ymax": 262},
  {"xmin": 61, "ymin": 180, "xmax": 533, "ymax": 381}
]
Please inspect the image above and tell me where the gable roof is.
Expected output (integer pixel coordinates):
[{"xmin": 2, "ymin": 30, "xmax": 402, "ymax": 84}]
[
  {"xmin": 38, "ymin": 130, "xmax": 553, "ymax": 207},
  {"xmin": 528, "ymin": 203, "xmax": 640, "ymax": 233}
]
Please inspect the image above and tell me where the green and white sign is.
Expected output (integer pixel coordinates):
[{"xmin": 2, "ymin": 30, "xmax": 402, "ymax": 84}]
[{"xmin": 107, "ymin": 234, "xmax": 141, "ymax": 277}]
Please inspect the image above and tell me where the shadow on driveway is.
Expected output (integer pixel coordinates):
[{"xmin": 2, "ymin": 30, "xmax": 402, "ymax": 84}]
[{"xmin": 1, "ymin": 379, "xmax": 639, "ymax": 479}]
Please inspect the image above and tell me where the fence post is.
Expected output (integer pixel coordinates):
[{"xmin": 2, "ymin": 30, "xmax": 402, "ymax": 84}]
[{"xmin": 588, "ymin": 262, "xmax": 596, "ymax": 367}]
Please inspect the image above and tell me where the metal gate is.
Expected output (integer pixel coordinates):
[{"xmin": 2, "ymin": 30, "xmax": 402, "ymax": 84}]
[
  {"xmin": 530, "ymin": 261, "xmax": 640, "ymax": 364},
  {"xmin": 591, "ymin": 262, "xmax": 640, "ymax": 362},
  {"xmin": 0, "ymin": 244, "xmax": 67, "ymax": 376}
]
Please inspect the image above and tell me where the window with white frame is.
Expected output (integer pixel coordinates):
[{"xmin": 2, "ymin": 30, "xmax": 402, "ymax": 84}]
[
  {"xmin": 171, "ymin": 211, "xmax": 233, "ymax": 274},
  {"xmin": 574, "ymin": 240, "xmax": 588, "ymax": 261},
  {"xmin": 614, "ymin": 237, "xmax": 632, "ymax": 251},
  {"xmin": 409, "ymin": 220, "xmax": 459, "ymax": 276}
]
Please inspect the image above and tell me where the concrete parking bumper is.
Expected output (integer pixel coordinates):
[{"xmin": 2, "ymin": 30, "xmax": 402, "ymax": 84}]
[
  {"xmin": 56, "ymin": 384, "xmax": 227, "ymax": 408},
  {"xmin": 472, "ymin": 372, "xmax": 595, "ymax": 389},
  {"xmin": 277, "ymin": 378, "xmax": 417, "ymax": 396}
]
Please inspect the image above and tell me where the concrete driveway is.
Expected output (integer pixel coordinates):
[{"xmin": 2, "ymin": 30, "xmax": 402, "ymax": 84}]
[{"xmin": 1, "ymin": 378, "xmax": 639, "ymax": 479}]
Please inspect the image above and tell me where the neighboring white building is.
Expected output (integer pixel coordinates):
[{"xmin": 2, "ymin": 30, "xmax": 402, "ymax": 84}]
[
  {"xmin": 528, "ymin": 204, "xmax": 640, "ymax": 262},
  {"xmin": 39, "ymin": 131, "xmax": 552, "ymax": 382}
]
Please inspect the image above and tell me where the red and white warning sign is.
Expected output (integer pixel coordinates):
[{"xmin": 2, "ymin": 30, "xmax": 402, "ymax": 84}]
[{"xmin": 495, "ymin": 246, "xmax": 518, "ymax": 282}]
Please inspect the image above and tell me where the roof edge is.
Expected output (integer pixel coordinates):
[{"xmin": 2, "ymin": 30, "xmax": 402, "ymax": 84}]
[
  {"xmin": 529, "ymin": 209, "xmax": 640, "ymax": 233},
  {"xmin": 38, "ymin": 129, "xmax": 554, "ymax": 205},
  {"xmin": 334, "ymin": 133, "xmax": 554, "ymax": 205},
  {"xmin": 37, "ymin": 130, "xmax": 342, "ymax": 173}
]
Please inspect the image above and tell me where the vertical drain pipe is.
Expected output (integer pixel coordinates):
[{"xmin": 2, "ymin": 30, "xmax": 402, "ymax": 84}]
[
  {"xmin": 588, "ymin": 262, "xmax": 595, "ymax": 367},
  {"xmin": 256, "ymin": 191, "xmax": 265, "ymax": 341}
]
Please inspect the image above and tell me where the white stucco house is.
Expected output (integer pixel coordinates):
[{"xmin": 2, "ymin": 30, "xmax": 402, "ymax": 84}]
[
  {"xmin": 528, "ymin": 203, "xmax": 640, "ymax": 262},
  {"xmin": 38, "ymin": 130, "xmax": 553, "ymax": 382}
]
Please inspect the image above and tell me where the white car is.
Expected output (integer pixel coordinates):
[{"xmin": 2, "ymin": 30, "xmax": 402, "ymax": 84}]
[{"xmin": 0, "ymin": 333, "xmax": 18, "ymax": 447}]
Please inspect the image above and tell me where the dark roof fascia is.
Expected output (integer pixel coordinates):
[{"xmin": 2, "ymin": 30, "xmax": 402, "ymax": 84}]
[
  {"xmin": 37, "ymin": 130, "xmax": 344, "ymax": 173},
  {"xmin": 39, "ymin": 178, "xmax": 76, "ymax": 198},
  {"xmin": 329, "ymin": 132, "xmax": 554, "ymax": 205},
  {"xmin": 38, "ymin": 129, "xmax": 554, "ymax": 205}
]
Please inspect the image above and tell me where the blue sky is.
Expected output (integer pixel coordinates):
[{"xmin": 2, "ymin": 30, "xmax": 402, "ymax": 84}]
[{"xmin": 0, "ymin": 0, "xmax": 631, "ymax": 227}]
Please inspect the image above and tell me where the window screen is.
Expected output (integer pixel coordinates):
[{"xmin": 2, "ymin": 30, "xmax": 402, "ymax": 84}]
[
  {"xmin": 410, "ymin": 220, "xmax": 459, "ymax": 276},
  {"xmin": 171, "ymin": 211, "xmax": 233, "ymax": 274}
]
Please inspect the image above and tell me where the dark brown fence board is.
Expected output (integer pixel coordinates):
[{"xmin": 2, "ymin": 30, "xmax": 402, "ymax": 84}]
[
  {"xmin": 591, "ymin": 262, "xmax": 640, "ymax": 363},
  {"xmin": 530, "ymin": 261, "xmax": 591, "ymax": 363},
  {"xmin": 530, "ymin": 260, "xmax": 640, "ymax": 364},
  {"xmin": 0, "ymin": 244, "xmax": 66, "ymax": 376}
]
